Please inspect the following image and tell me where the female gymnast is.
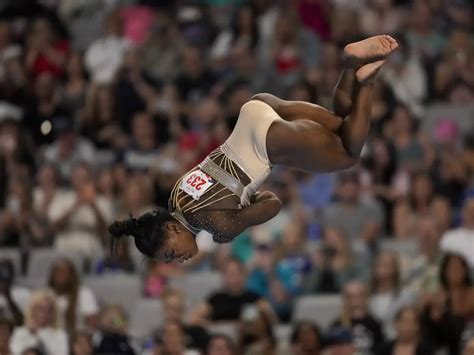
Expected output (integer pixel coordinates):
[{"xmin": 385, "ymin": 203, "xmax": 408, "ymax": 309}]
[{"xmin": 109, "ymin": 35, "xmax": 399, "ymax": 263}]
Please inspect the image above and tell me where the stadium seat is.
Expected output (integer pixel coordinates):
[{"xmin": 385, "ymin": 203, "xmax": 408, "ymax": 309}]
[
  {"xmin": 380, "ymin": 239, "xmax": 418, "ymax": 257},
  {"xmin": 26, "ymin": 248, "xmax": 85, "ymax": 281},
  {"xmin": 293, "ymin": 295, "xmax": 342, "ymax": 330},
  {"xmin": 85, "ymin": 274, "xmax": 142, "ymax": 310},
  {"xmin": 207, "ymin": 322, "xmax": 238, "ymax": 341},
  {"xmin": 0, "ymin": 248, "xmax": 22, "ymax": 276},
  {"xmin": 169, "ymin": 271, "xmax": 222, "ymax": 309},
  {"xmin": 129, "ymin": 298, "xmax": 163, "ymax": 340}
]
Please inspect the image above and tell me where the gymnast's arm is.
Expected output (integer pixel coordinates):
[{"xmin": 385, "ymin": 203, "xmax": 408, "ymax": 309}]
[
  {"xmin": 210, "ymin": 191, "xmax": 282, "ymax": 243},
  {"xmin": 251, "ymin": 93, "xmax": 343, "ymax": 132}
]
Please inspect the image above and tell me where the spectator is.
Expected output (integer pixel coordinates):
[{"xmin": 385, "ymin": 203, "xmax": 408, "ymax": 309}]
[
  {"xmin": 323, "ymin": 326, "xmax": 355, "ymax": 355},
  {"xmin": 122, "ymin": 112, "xmax": 161, "ymax": 171},
  {"xmin": 402, "ymin": 214, "xmax": 443, "ymax": 299},
  {"xmin": 85, "ymin": 11, "xmax": 129, "ymax": 85},
  {"xmin": 95, "ymin": 237, "xmax": 135, "ymax": 275},
  {"xmin": 93, "ymin": 304, "xmax": 136, "ymax": 355},
  {"xmin": 274, "ymin": 222, "xmax": 312, "ymax": 294},
  {"xmin": 42, "ymin": 118, "xmax": 96, "ymax": 179},
  {"xmin": 143, "ymin": 259, "xmax": 179, "ymax": 298},
  {"xmin": 149, "ymin": 320, "xmax": 196, "ymax": 355},
  {"xmin": 376, "ymin": 307, "xmax": 434, "ymax": 355},
  {"xmin": 393, "ymin": 172, "xmax": 450, "ymax": 239},
  {"xmin": 157, "ymin": 289, "xmax": 209, "ymax": 352},
  {"xmin": 79, "ymin": 84, "xmax": 126, "ymax": 151},
  {"xmin": 9, "ymin": 289, "xmax": 68, "ymax": 355},
  {"xmin": 304, "ymin": 227, "xmax": 368, "ymax": 294},
  {"xmin": 0, "ymin": 318, "xmax": 13, "ymax": 355},
  {"xmin": 246, "ymin": 244, "xmax": 293, "ymax": 322},
  {"xmin": 421, "ymin": 253, "xmax": 474, "ymax": 355},
  {"xmin": 25, "ymin": 17, "xmax": 69, "ymax": 79},
  {"xmin": 329, "ymin": 281, "xmax": 385, "ymax": 354},
  {"xmin": 206, "ymin": 333, "xmax": 239, "ymax": 355},
  {"xmin": 441, "ymin": 196, "xmax": 474, "ymax": 268},
  {"xmin": 48, "ymin": 258, "xmax": 99, "ymax": 333},
  {"xmin": 0, "ymin": 259, "xmax": 30, "ymax": 326},
  {"xmin": 70, "ymin": 331, "xmax": 93, "ymax": 355},
  {"xmin": 323, "ymin": 171, "xmax": 384, "ymax": 247},
  {"xmin": 369, "ymin": 251, "xmax": 415, "ymax": 338},
  {"xmin": 1, "ymin": 176, "xmax": 53, "ymax": 248},
  {"xmin": 190, "ymin": 259, "xmax": 275, "ymax": 325},
  {"xmin": 210, "ymin": 5, "xmax": 260, "ymax": 65},
  {"xmin": 60, "ymin": 52, "xmax": 88, "ymax": 120},
  {"xmin": 47, "ymin": 163, "xmax": 112, "ymax": 256},
  {"xmin": 359, "ymin": 0, "xmax": 404, "ymax": 36},
  {"xmin": 238, "ymin": 307, "xmax": 275, "ymax": 355},
  {"xmin": 289, "ymin": 321, "xmax": 323, "ymax": 355}
]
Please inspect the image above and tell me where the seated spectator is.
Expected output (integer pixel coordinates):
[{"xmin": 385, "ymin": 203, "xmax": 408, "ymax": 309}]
[
  {"xmin": 70, "ymin": 331, "xmax": 93, "ymax": 355},
  {"xmin": 246, "ymin": 244, "xmax": 293, "ymax": 322},
  {"xmin": 1, "ymin": 176, "xmax": 53, "ymax": 247},
  {"xmin": 322, "ymin": 327, "xmax": 355, "ymax": 355},
  {"xmin": 0, "ymin": 259, "xmax": 30, "ymax": 326},
  {"xmin": 122, "ymin": 112, "xmax": 162, "ymax": 171},
  {"xmin": 393, "ymin": 172, "xmax": 451, "ymax": 239},
  {"xmin": 148, "ymin": 320, "xmax": 198, "ymax": 355},
  {"xmin": 289, "ymin": 321, "xmax": 323, "ymax": 355},
  {"xmin": 369, "ymin": 251, "xmax": 415, "ymax": 338},
  {"xmin": 144, "ymin": 289, "xmax": 208, "ymax": 352},
  {"xmin": 421, "ymin": 253, "xmax": 474, "ymax": 355},
  {"xmin": 0, "ymin": 318, "xmax": 13, "ymax": 355},
  {"xmin": 376, "ymin": 307, "xmax": 434, "ymax": 355},
  {"xmin": 79, "ymin": 84, "xmax": 126, "ymax": 151},
  {"xmin": 48, "ymin": 258, "xmax": 99, "ymax": 333},
  {"xmin": 206, "ymin": 333, "xmax": 239, "ymax": 355},
  {"xmin": 42, "ymin": 119, "xmax": 96, "ymax": 180},
  {"xmin": 190, "ymin": 259, "xmax": 275, "ymax": 325},
  {"xmin": 95, "ymin": 238, "xmax": 135, "ymax": 275},
  {"xmin": 322, "ymin": 172, "xmax": 384, "ymax": 247},
  {"xmin": 402, "ymin": 214, "xmax": 443, "ymax": 299},
  {"xmin": 47, "ymin": 163, "xmax": 113, "ymax": 257},
  {"xmin": 60, "ymin": 52, "xmax": 88, "ymax": 120},
  {"xmin": 238, "ymin": 307, "xmax": 275, "ymax": 355},
  {"xmin": 274, "ymin": 222, "xmax": 312, "ymax": 294},
  {"xmin": 441, "ymin": 196, "xmax": 474, "ymax": 269},
  {"xmin": 85, "ymin": 11, "xmax": 129, "ymax": 85},
  {"xmin": 24, "ymin": 17, "xmax": 69, "ymax": 79},
  {"xmin": 93, "ymin": 305, "xmax": 136, "ymax": 355},
  {"xmin": 9, "ymin": 289, "xmax": 68, "ymax": 355},
  {"xmin": 304, "ymin": 227, "xmax": 369, "ymax": 294},
  {"xmin": 329, "ymin": 281, "xmax": 385, "ymax": 354},
  {"xmin": 143, "ymin": 259, "xmax": 182, "ymax": 298}
]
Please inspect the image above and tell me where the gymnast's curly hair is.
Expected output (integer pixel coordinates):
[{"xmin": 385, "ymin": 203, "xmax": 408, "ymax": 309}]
[{"xmin": 108, "ymin": 207, "xmax": 175, "ymax": 258}]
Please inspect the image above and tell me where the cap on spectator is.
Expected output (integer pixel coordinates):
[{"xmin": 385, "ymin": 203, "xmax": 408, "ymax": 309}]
[
  {"xmin": 0, "ymin": 101, "xmax": 22, "ymax": 124},
  {"xmin": 326, "ymin": 327, "xmax": 353, "ymax": 345}
]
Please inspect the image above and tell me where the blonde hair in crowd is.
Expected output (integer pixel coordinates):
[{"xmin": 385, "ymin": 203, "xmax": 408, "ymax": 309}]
[{"xmin": 25, "ymin": 289, "xmax": 60, "ymax": 329}]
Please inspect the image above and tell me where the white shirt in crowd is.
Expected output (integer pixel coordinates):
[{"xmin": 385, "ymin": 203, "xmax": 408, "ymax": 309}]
[
  {"xmin": 46, "ymin": 190, "xmax": 114, "ymax": 257},
  {"xmin": 10, "ymin": 326, "xmax": 68, "ymax": 355},
  {"xmin": 56, "ymin": 286, "xmax": 99, "ymax": 329},
  {"xmin": 85, "ymin": 35, "xmax": 129, "ymax": 84},
  {"xmin": 441, "ymin": 227, "xmax": 474, "ymax": 268},
  {"xmin": 0, "ymin": 286, "xmax": 30, "ymax": 320}
]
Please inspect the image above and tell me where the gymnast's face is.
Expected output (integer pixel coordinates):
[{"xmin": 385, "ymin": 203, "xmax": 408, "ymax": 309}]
[{"xmin": 158, "ymin": 222, "xmax": 199, "ymax": 263}]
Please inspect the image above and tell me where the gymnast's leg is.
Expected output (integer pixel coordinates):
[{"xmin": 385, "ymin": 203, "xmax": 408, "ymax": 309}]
[{"xmin": 253, "ymin": 35, "xmax": 398, "ymax": 172}]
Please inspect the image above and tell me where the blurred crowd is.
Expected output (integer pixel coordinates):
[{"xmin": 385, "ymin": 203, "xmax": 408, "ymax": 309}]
[{"xmin": 0, "ymin": 0, "xmax": 473, "ymax": 354}]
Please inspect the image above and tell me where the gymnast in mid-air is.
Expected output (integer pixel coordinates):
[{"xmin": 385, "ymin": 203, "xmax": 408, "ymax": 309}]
[{"xmin": 109, "ymin": 35, "xmax": 399, "ymax": 263}]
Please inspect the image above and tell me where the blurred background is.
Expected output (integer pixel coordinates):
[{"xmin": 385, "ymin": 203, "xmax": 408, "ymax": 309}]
[{"xmin": 0, "ymin": 0, "xmax": 473, "ymax": 354}]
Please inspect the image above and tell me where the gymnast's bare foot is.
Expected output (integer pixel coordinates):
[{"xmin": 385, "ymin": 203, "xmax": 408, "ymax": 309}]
[
  {"xmin": 344, "ymin": 35, "xmax": 398, "ymax": 68},
  {"xmin": 356, "ymin": 59, "xmax": 386, "ymax": 84}
]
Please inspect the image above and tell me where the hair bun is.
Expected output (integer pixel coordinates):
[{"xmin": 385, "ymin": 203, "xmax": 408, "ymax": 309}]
[{"xmin": 108, "ymin": 217, "xmax": 139, "ymax": 238}]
